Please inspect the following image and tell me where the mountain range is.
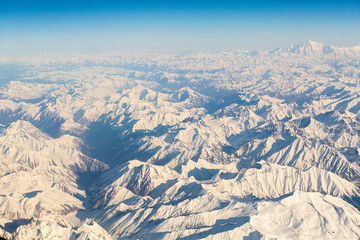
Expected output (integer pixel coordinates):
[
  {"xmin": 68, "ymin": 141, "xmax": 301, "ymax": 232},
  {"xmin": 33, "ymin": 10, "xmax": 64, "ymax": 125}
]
[{"xmin": 0, "ymin": 41, "xmax": 360, "ymax": 239}]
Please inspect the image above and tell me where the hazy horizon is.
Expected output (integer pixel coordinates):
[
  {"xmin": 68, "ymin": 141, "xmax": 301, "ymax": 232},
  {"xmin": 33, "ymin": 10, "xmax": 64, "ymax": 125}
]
[{"xmin": 1, "ymin": 0, "xmax": 359, "ymax": 54}]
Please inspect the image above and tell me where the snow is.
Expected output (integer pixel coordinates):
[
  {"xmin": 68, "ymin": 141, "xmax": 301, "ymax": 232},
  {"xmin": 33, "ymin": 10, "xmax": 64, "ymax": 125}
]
[
  {"xmin": 251, "ymin": 191, "xmax": 360, "ymax": 239},
  {"xmin": 0, "ymin": 41, "xmax": 360, "ymax": 239}
]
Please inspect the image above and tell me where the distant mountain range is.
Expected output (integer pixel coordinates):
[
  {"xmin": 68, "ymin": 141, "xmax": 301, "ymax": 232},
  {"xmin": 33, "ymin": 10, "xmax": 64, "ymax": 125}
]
[{"xmin": 1, "ymin": 42, "xmax": 360, "ymax": 239}]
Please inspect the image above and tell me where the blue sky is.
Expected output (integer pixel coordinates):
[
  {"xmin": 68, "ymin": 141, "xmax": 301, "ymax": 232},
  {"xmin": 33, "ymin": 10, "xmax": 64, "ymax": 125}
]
[{"xmin": 1, "ymin": 0, "xmax": 359, "ymax": 54}]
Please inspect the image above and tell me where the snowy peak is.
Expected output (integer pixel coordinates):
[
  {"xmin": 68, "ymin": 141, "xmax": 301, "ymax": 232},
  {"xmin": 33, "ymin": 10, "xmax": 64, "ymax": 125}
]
[
  {"xmin": 1, "ymin": 120, "xmax": 50, "ymax": 141},
  {"xmin": 172, "ymin": 87, "xmax": 194, "ymax": 102},
  {"xmin": 296, "ymin": 40, "xmax": 333, "ymax": 55},
  {"xmin": 275, "ymin": 41, "xmax": 332, "ymax": 55},
  {"xmin": 251, "ymin": 191, "xmax": 360, "ymax": 239},
  {"xmin": 170, "ymin": 87, "xmax": 210, "ymax": 106},
  {"xmin": 0, "ymin": 120, "xmax": 108, "ymax": 174},
  {"xmin": 274, "ymin": 40, "xmax": 360, "ymax": 58},
  {"xmin": 93, "ymin": 160, "xmax": 179, "ymax": 197},
  {"xmin": 236, "ymin": 162, "xmax": 359, "ymax": 199},
  {"xmin": 70, "ymin": 219, "xmax": 113, "ymax": 240}
]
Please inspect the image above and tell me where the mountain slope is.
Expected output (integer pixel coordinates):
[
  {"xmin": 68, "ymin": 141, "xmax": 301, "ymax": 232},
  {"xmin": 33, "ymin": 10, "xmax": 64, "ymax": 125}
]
[{"xmin": 1, "ymin": 41, "xmax": 360, "ymax": 239}]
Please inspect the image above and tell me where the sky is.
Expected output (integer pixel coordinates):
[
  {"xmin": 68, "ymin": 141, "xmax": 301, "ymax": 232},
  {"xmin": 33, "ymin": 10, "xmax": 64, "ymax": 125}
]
[{"xmin": 1, "ymin": 0, "xmax": 360, "ymax": 54}]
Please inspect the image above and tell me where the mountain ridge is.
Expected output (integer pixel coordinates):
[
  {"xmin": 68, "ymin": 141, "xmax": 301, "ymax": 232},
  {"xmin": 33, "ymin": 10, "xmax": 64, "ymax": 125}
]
[{"xmin": 1, "ymin": 42, "xmax": 360, "ymax": 239}]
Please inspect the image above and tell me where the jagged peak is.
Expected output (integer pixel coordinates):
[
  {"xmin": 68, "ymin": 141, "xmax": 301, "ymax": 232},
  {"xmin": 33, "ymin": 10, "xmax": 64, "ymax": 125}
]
[
  {"xmin": 171, "ymin": 87, "xmax": 210, "ymax": 103},
  {"xmin": 124, "ymin": 159, "xmax": 146, "ymax": 169},
  {"xmin": 1, "ymin": 120, "xmax": 50, "ymax": 140},
  {"xmin": 100, "ymin": 160, "xmax": 179, "ymax": 187},
  {"xmin": 304, "ymin": 40, "xmax": 326, "ymax": 48},
  {"xmin": 273, "ymin": 40, "xmax": 333, "ymax": 55},
  {"xmin": 6, "ymin": 120, "xmax": 37, "ymax": 131},
  {"xmin": 273, "ymin": 40, "xmax": 360, "ymax": 56}
]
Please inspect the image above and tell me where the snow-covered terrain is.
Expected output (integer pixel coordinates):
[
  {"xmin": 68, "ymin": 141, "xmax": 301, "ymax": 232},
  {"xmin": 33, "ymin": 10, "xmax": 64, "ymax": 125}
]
[{"xmin": 1, "ymin": 41, "xmax": 360, "ymax": 239}]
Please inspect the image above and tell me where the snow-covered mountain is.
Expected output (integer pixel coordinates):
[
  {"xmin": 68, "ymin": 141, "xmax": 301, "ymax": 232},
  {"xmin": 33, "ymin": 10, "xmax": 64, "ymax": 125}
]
[{"xmin": 1, "ymin": 41, "xmax": 360, "ymax": 239}]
